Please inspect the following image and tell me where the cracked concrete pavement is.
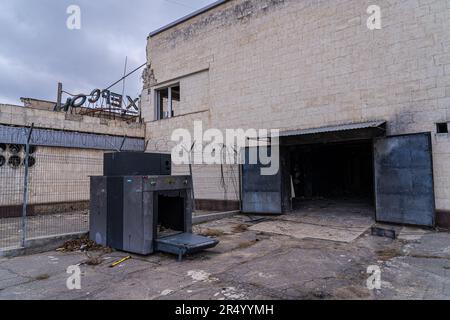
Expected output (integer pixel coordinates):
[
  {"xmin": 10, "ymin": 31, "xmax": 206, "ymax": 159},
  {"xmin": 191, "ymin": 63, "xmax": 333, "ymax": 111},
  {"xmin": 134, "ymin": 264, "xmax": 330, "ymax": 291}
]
[{"xmin": 1, "ymin": 214, "xmax": 450, "ymax": 300}]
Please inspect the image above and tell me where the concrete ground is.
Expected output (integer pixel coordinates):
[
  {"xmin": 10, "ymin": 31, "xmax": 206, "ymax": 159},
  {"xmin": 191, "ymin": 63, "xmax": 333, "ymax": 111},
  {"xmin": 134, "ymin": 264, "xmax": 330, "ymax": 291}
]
[{"xmin": 1, "ymin": 205, "xmax": 450, "ymax": 300}]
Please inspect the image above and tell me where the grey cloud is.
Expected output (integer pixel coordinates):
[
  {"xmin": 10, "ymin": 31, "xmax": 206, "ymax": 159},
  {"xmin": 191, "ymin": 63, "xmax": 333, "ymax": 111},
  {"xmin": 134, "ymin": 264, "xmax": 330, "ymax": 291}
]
[{"xmin": 0, "ymin": 0, "xmax": 215, "ymax": 105}]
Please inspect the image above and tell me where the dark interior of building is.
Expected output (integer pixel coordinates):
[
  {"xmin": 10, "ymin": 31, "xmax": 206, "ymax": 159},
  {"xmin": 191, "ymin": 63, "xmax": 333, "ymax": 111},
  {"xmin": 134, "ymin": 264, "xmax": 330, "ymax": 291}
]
[{"xmin": 289, "ymin": 140, "xmax": 375, "ymax": 208}]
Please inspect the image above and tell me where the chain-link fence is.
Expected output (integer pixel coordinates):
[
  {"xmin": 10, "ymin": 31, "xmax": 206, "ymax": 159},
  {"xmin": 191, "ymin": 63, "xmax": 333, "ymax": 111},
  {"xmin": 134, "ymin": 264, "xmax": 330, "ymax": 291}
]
[
  {"xmin": 0, "ymin": 142, "xmax": 25, "ymax": 249},
  {"xmin": 1, "ymin": 127, "xmax": 242, "ymax": 251},
  {"xmin": 0, "ymin": 130, "xmax": 103, "ymax": 250}
]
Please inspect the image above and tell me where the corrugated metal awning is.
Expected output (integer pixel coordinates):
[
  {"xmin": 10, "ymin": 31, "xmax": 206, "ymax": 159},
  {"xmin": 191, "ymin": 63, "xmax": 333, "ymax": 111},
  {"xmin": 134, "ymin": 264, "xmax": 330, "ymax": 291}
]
[{"xmin": 280, "ymin": 121, "xmax": 386, "ymax": 138}]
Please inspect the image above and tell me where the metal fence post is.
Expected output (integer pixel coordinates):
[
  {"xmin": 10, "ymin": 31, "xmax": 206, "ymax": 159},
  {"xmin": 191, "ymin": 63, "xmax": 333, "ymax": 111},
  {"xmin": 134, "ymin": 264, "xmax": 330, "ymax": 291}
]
[
  {"xmin": 189, "ymin": 141, "xmax": 196, "ymax": 212},
  {"xmin": 21, "ymin": 123, "xmax": 34, "ymax": 247}
]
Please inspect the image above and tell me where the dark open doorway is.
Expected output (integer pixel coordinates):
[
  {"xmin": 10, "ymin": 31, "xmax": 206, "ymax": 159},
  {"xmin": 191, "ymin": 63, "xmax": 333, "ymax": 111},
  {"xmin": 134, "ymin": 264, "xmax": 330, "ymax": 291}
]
[
  {"xmin": 288, "ymin": 140, "xmax": 375, "ymax": 210},
  {"xmin": 241, "ymin": 122, "xmax": 388, "ymax": 217}
]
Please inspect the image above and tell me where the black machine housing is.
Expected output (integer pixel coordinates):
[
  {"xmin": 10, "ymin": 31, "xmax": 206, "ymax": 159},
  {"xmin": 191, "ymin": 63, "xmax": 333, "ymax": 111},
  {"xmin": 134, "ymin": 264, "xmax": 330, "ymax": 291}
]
[{"xmin": 104, "ymin": 152, "xmax": 171, "ymax": 176}]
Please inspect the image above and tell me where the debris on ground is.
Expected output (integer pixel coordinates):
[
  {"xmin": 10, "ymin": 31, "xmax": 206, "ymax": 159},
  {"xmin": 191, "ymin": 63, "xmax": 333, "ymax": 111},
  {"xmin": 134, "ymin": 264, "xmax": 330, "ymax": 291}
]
[
  {"xmin": 310, "ymin": 290, "xmax": 332, "ymax": 300},
  {"xmin": 84, "ymin": 255, "xmax": 104, "ymax": 266},
  {"xmin": 232, "ymin": 224, "xmax": 249, "ymax": 233},
  {"xmin": 110, "ymin": 256, "xmax": 131, "ymax": 268},
  {"xmin": 376, "ymin": 248, "xmax": 403, "ymax": 261},
  {"xmin": 57, "ymin": 236, "xmax": 110, "ymax": 253},
  {"xmin": 333, "ymin": 285, "xmax": 371, "ymax": 300},
  {"xmin": 244, "ymin": 216, "xmax": 270, "ymax": 224},
  {"xmin": 371, "ymin": 226, "xmax": 397, "ymax": 239},
  {"xmin": 198, "ymin": 228, "xmax": 225, "ymax": 237},
  {"xmin": 34, "ymin": 274, "xmax": 50, "ymax": 281}
]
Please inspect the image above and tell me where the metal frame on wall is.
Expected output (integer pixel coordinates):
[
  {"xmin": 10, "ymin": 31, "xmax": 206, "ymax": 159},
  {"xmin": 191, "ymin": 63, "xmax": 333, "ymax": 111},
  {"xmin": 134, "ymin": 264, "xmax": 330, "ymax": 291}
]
[{"xmin": 0, "ymin": 124, "xmax": 145, "ymax": 152}]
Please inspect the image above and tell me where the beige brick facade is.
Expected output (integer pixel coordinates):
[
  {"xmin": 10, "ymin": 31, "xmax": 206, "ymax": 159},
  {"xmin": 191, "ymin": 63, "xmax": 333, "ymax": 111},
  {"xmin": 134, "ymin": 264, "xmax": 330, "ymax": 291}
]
[
  {"xmin": 143, "ymin": 0, "xmax": 450, "ymax": 211},
  {"xmin": 0, "ymin": 104, "xmax": 145, "ymax": 138}
]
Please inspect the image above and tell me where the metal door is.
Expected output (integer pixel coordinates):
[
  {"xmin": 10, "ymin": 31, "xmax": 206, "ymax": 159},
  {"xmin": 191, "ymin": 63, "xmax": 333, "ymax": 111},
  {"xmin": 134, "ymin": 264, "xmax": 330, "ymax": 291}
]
[
  {"xmin": 374, "ymin": 133, "xmax": 435, "ymax": 227},
  {"xmin": 241, "ymin": 147, "xmax": 282, "ymax": 214}
]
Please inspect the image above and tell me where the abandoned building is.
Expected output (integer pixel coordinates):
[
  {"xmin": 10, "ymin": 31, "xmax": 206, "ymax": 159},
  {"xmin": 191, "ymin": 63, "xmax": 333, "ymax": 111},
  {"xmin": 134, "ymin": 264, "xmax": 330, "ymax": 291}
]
[
  {"xmin": 0, "ymin": 98, "xmax": 145, "ymax": 218},
  {"xmin": 141, "ymin": 0, "xmax": 450, "ymax": 228}
]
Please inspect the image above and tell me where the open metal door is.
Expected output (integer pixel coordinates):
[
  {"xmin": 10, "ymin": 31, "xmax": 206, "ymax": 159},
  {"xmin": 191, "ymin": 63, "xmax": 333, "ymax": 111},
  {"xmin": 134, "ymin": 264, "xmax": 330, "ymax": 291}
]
[
  {"xmin": 374, "ymin": 133, "xmax": 435, "ymax": 227},
  {"xmin": 241, "ymin": 147, "xmax": 282, "ymax": 214}
]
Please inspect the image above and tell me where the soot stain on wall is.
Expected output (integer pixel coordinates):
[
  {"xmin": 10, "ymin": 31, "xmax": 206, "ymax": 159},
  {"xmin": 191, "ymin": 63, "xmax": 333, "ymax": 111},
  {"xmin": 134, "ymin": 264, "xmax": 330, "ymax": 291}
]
[{"xmin": 153, "ymin": 0, "xmax": 287, "ymax": 49}]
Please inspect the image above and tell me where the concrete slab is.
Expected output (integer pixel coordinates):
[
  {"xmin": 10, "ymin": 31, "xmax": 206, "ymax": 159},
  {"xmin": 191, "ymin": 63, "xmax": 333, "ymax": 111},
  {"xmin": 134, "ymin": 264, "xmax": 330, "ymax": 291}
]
[
  {"xmin": 0, "ymin": 268, "xmax": 30, "ymax": 289},
  {"xmin": 249, "ymin": 219, "xmax": 372, "ymax": 243},
  {"xmin": 249, "ymin": 201, "xmax": 375, "ymax": 243},
  {"xmin": 283, "ymin": 209, "xmax": 374, "ymax": 229},
  {"xmin": 398, "ymin": 227, "xmax": 430, "ymax": 241},
  {"xmin": 402, "ymin": 232, "xmax": 450, "ymax": 259}
]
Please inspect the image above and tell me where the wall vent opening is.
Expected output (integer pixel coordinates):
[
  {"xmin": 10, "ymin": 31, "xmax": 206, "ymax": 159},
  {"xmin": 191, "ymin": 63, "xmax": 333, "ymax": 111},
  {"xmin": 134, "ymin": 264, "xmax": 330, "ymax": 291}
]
[{"xmin": 437, "ymin": 123, "xmax": 449, "ymax": 134}]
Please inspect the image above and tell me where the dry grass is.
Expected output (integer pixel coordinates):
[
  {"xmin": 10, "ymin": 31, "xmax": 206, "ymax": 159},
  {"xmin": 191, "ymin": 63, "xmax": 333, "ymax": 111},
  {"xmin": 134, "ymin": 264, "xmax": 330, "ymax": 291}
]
[
  {"xmin": 57, "ymin": 236, "xmax": 109, "ymax": 253},
  {"xmin": 333, "ymin": 285, "xmax": 371, "ymax": 300},
  {"xmin": 84, "ymin": 255, "xmax": 104, "ymax": 266},
  {"xmin": 232, "ymin": 224, "xmax": 249, "ymax": 233},
  {"xmin": 376, "ymin": 248, "xmax": 403, "ymax": 261},
  {"xmin": 199, "ymin": 228, "xmax": 226, "ymax": 237},
  {"xmin": 34, "ymin": 274, "xmax": 50, "ymax": 281}
]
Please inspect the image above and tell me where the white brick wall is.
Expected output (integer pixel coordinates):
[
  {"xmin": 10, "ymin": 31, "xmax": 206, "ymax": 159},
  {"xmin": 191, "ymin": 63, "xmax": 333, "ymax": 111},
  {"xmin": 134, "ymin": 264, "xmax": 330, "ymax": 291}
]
[
  {"xmin": 0, "ymin": 104, "xmax": 145, "ymax": 138},
  {"xmin": 143, "ymin": 0, "xmax": 450, "ymax": 210}
]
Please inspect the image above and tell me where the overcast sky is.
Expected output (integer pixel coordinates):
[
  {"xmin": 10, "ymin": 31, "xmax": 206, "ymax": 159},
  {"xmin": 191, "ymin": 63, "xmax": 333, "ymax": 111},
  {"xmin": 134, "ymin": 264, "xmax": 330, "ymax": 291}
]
[{"xmin": 0, "ymin": 0, "xmax": 216, "ymax": 105}]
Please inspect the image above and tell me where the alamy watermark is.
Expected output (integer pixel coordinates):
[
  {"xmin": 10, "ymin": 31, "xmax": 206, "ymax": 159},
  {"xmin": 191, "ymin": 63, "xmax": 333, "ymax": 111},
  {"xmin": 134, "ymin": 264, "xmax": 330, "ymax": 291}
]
[
  {"xmin": 367, "ymin": 5, "xmax": 382, "ymax": 30},
  {"xmin": 65, "ymin": 5, "xmax": 380, "ymax": 31},
  {"xmin": 366, "ymin": 265, "xmax": 382, "ymax": 290},
  {"xmin": 171, "ymin": 122, "xmax": 280, "ymax": 176},
  {"xmin": 66, "ymin": 5, "xmax": 81, "ymax": 30},
  {"xmin": 66, "ymin": 265, "xmax": 82, "ymax": 290}
]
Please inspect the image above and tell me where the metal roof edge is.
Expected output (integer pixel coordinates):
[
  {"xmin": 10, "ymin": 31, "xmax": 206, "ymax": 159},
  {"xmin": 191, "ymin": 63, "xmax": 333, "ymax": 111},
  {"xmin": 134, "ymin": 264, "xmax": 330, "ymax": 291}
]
[
  {"xmin": 148, "ymin": 0, "xmax": 230, "ymax": 38},
  {"xmin": 280, "ymin": 121, "xmax": 387, "ymax": 137}
]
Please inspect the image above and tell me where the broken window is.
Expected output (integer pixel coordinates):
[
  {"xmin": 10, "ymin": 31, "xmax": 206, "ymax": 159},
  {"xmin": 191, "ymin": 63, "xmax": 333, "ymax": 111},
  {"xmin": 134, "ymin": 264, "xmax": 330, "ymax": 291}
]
[{"xmin": 156, "ymin": 84, "xmax": 180, "ymax": 120}]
